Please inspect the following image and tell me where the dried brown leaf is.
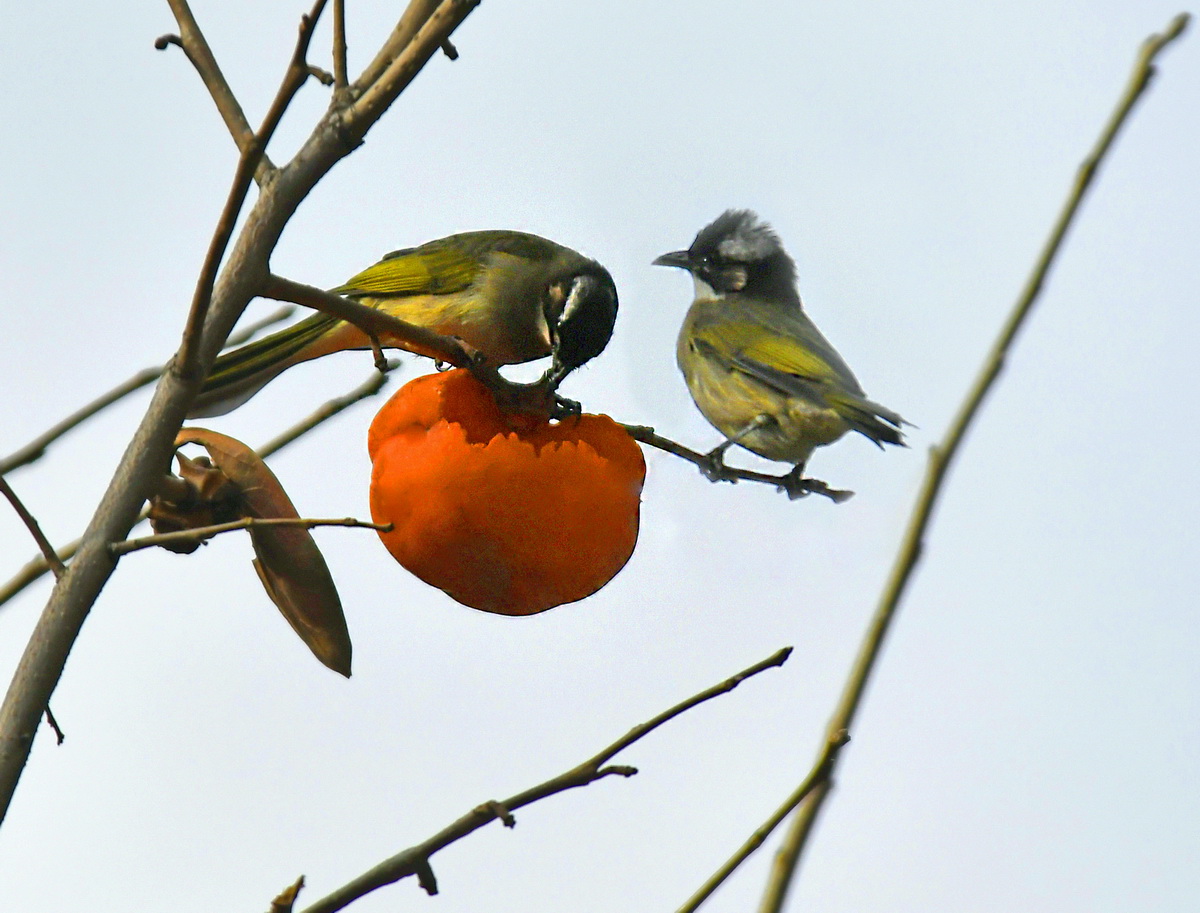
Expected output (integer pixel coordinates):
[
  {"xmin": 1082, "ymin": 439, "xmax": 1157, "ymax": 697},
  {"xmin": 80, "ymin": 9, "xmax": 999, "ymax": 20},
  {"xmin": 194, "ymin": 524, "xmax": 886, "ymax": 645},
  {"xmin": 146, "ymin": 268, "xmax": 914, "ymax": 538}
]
[{"xmin": 176, "ymin": 428, "xmax": 353, "ymax": 676}]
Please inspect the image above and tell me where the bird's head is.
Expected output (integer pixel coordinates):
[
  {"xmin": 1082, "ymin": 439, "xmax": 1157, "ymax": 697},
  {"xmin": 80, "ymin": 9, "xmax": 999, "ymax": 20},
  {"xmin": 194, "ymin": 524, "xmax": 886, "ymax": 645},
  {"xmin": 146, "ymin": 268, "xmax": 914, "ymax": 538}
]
[
  {"xmin": 541, "ymin": 262, "xmax": 618, "ymax": 389},
  {"xmin": 653, "ymin": 209, "xmax": 797, "ymax": 301}
]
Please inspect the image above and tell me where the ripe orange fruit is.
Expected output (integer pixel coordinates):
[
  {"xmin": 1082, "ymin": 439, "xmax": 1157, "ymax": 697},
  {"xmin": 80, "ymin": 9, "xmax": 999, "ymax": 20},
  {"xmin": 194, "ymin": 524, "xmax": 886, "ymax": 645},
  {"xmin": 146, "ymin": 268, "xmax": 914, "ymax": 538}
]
[{"xmin": 368, "ymin": 370, "xmax": 645, "ymax": 615}]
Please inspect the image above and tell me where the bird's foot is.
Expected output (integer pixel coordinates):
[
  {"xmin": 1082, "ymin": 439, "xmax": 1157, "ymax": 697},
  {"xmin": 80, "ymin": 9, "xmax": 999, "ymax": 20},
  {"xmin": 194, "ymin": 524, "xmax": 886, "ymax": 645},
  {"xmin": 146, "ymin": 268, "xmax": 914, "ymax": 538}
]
[
  {"xmin": 698, "ymin": 446, "xmax": 733, "ymax": 483},
  {"xmin": 550, "ymin": 394, "xmax": 582, "ymax": 420},
  {"xmin": 778, "ymin": 466, "xmax": 854, "ymax": 503}
]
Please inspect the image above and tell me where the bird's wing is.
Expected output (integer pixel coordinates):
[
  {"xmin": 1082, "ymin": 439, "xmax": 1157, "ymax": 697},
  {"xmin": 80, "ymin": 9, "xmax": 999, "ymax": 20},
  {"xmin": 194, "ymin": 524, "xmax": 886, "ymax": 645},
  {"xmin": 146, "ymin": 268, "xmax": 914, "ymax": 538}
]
[
  {"xmin": 690, "ymin": 312, "xmax": 906, "ymax": 446},
  {"xmin": 332, "ymin": 238, "xmax": 485, "ymax": 298}
]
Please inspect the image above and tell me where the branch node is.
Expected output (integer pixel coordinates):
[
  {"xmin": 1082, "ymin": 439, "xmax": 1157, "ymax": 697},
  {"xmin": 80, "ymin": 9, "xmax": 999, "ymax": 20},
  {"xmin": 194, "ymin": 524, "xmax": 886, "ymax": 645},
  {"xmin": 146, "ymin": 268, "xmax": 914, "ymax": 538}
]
[
  {"xmin": 43, "ymin": 706, "xmax": 65, "ymax": 745},
  {"xmin": 597, "ymin": 764, "xmax": 638, "ymax": 779},
  {"xmin": 307, "ymin": 65, "xmax": 335, "ymax": 86},
  {"xmin": 440, "ymin": 39, "xmax": 459, "ymax": 60},
  {"xmin": 154, "ymin": 33, "xmax": 183, "ymax": 51},
  {"xmin": 414, "ymin": 858, "xmax": 438, "ymax": 895},
  {"xmin": 474, "ymin": 799, "xmax": 516, "ymax": 827}
]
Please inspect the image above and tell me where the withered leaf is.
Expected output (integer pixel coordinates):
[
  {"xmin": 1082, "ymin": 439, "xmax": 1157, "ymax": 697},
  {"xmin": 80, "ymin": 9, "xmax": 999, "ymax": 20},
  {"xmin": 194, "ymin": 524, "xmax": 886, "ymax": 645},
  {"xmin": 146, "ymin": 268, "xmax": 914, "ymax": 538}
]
[{"xmin": 176, "ymin": 428, "xmax": 352, "ymax": 677}]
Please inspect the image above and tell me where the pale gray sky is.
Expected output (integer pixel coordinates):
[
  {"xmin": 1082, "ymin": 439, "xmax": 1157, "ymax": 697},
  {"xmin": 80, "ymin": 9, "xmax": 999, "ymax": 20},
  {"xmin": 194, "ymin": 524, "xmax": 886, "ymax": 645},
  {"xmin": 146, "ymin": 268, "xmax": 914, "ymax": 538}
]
[{"xmin": 1, "ymin": 2, "xmax": 1197, "ymax": 911}]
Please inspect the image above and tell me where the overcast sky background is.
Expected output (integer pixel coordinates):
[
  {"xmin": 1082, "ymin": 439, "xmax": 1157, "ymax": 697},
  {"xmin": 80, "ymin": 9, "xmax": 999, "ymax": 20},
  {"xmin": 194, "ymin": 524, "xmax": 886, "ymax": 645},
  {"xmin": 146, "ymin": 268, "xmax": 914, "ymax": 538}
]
[{"xmin": 1, "ymin": 2, "xmax": 1197, "ymax": 911}]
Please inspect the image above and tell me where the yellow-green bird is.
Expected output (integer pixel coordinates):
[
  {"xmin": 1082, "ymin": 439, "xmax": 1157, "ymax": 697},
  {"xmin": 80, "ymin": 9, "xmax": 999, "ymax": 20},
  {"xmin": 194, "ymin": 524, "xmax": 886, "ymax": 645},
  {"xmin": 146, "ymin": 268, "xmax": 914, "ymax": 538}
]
[
  {"xmin": 191, "ymin": 230, "xmax": 618, "ymax": 417},
  {"xmin": 654, "ymin": 210, "xmax": 905, "ymax": 490}
]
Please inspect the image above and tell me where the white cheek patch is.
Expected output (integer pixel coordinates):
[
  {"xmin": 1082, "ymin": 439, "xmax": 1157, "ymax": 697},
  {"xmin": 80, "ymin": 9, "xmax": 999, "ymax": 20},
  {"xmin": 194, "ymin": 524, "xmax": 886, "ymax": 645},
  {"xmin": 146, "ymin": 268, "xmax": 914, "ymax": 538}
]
[
  {"xmin": 692, "ymin": 275, "xmax": 722, "ymax": 300},
  {"xmin": 561, "ymin": 277, "xmax": 589, "ymax": 323}
]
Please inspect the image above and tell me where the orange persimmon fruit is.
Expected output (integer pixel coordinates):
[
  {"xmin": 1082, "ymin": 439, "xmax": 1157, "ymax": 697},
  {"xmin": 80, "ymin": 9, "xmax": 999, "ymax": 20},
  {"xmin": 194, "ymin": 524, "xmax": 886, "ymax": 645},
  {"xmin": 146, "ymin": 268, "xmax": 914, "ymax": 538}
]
[{"xmin": 368, "ymin": 369, "xmax": 646, "ymax": 615}]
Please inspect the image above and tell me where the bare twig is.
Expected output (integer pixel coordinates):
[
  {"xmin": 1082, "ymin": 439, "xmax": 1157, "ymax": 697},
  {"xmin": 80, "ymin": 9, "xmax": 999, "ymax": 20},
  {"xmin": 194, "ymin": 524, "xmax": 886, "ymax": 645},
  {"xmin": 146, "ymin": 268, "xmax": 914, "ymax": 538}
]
[
  {"xmin": 0, "ymin": 306, "xmax": 294, "ymax": 477},
  {"xmin": 755, "ymin": 15, "xmax": 1191, "ymax": 913},
  {"xmin": 0, "ymin": 367, "xmax": 392, "ymax": 612},
  {"xmin": 0, "ymin": 477, "xmax": 66, "ymax": 579},
  {"xmin": 174, "ymin": 0, "xmax": 331, "ymax": 379},
  {"xmin": 111, "ymin": 516, "xmax": 389, "ymax": 557},
  {"xmin": 299, "ymin": 647, "xmax": 793, "ymax": 913},
  {"xmin": 42, "ymin": 706, "xmax": 65, "ymax": 746},
  {"xmin": 676, "ymin": 731, "xmax": 847, "ymax": 913},
  {"xmin": 343, "ymin": 0, "xmax": 480, "ymax": 143},
  {"xmin": 332, "ymin": 0, "xmax": 348, "ymax": 89},
  {"xmin": 353, "ymin": 0, "xmax": 440, "ymax": 93},
  {"xmin": 262, "ymin": 274, "xmax": 474, "ymax": 366},
  {"xmin": 160, "ymin": 0, "xmax": 273, "ymax": 179},
  {"xmin": 621, "ymin": 425, "xmax": 852, "ymax": 503},
  {"xmin": 257, "ymin": 366, "xmax": 395, "ymax": 457}
]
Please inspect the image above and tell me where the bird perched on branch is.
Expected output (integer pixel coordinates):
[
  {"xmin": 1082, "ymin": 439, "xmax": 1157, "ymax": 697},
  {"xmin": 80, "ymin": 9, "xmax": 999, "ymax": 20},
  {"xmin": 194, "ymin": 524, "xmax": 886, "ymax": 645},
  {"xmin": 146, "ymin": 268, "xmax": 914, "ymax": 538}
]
[
  {"xmin": 191, "ymin": 230, "xmax": 618, "ymax": 417},
  {"xmin": 654, "ymin": 210, "xmax": 905, "ymax": 495}
]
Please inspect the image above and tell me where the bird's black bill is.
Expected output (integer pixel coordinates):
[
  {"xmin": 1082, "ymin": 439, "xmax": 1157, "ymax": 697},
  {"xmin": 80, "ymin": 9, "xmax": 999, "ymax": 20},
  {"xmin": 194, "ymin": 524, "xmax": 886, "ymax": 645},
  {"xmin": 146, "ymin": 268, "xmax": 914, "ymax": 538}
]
[{"xmin": 652, "ymin": 250, "xmax": 693, "ymax": 270}]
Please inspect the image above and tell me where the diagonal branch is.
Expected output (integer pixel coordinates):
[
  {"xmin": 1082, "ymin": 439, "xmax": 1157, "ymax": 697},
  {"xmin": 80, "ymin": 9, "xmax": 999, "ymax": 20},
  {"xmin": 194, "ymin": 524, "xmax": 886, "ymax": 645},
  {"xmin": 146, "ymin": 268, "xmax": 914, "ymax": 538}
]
[
  {"xmin": 754, "ymin": 14, "xmax": 1191, "ymax": 913},
  {"xmin": 298, "ymin": 647, "xmax": 792, "ymax": 913},
  {"xmin": 0, "ymin": 306, "xmax": 294, "ymax": 477},
  {"xmin": 158, "ymin": 0, "xmax": 274, "ymax": 183},
  {"xmin": 0, "ymin": 367, "xmax": 392, "ymax": 612},
  {"xmin": 262, "ymin": 275, "xmax": 473, "ymax": 366},
  {"xmin": 342, "ymin": 0, "xmax": 477, "ymax": 143},
  {"xmin": 0, "ymin": 0, "xmax": 485, "ymax": 830},
  {"xmin": 0, "ymin": 476, "xmax": 66, "ymax": 580},
  {"xmin": 352, "ymin": 0, "xmax": 441, "ymax": 96},
  {"xmin": 174, "ymin": 0, "xmax": 331, "ymax": 379}
]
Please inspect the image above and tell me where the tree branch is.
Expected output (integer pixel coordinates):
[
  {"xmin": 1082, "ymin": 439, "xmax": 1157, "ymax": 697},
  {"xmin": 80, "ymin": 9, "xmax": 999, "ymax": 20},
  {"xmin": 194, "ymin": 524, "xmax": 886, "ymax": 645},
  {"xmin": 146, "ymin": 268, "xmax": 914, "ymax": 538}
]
[
  {"xmin": 0, "ymin": 306, "xmax": 294, "ymax": 477},
  {"xmin": 111, "ymin": 516, "xmax": 389, "ymax": 557},
  {"xmin": 159, "ymin": 0, "xmax": 275, "ymax": 182},
  {"xmin": 332, "ymin": 0, "xmax": 348, "ymax": 89},
  {"xmin": 174, "ymin": 0, "xmax": 331, "ymax": 379},
  {"xmin": 621, "ymin": 425, "xmax": 852, "ymax": 503},
  {"xmin": 755, "ymin": 14, "xmax": 1191, "ymax": 913},
  {"xmin": 299, "ymin": 647, "xmax": 793, "ymax": 913},
  {"xmin": 0, "ymin": 0, "xmax": 482, "ymax": 811},
  {"xmin": 342, "ymin": 0, "xmax": 478, "ymax": 143},
  {"xmin": 0, "ymin": 367, "xmax": 391, "ymax": 612},
  {"xmin": 352, "ymin": 0, "xmax": 441, "ymax": 96},
  {"xmin": 0, "ymin": 476, "xmax": 66, "ymax": 580},
  {"xmin": 262, "ymin": 274, "xmax": 473, "ymax": 366}
]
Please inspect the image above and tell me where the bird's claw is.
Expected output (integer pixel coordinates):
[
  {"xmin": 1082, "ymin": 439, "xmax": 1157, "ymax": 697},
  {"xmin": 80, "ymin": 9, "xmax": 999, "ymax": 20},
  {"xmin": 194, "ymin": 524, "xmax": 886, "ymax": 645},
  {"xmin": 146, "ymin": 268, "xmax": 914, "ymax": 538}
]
[
  {"xmin": 698, "ymin": 447, "xmax": 731, "ymax": 483},
  {"xmin": 550, "ymin": 394, "xmax": 582, "ymax": 420},
  {"xmin": 779, "ymin": 467, "xmax": 854, "ymax": 503}
]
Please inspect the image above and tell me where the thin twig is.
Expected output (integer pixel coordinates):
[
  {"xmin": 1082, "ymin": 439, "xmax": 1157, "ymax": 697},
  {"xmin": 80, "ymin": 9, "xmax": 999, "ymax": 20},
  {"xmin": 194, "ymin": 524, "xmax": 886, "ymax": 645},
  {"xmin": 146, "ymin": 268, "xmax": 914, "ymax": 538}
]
[
  {"xmin": 755, "ymin": 14, "xmax": 1191, "ymax": 913},
  {"xmin": 0, "ymin": 368, "xmax": 392, "ymax": 611},
  {"xmin": 299, "ymin": 647, "xmax": 793, "ymax": 913},
  {"xmin": 174, "ymin": 0, "xmax": 331, "ymax": 379},
  {"xmin": 257, "ymin": 366, "xmax": 395, "ymax": 457},
  {"xmin": 675, "ymin": 732, "xmax": 847, "ymax": 913},
  {"xmin": 332, "ymin": 0, "xmax": 348, "ymax": 89},
  {"xmin": 160, "ymin": 0, "xmax": 274, "ymax": 181},
  {"xmin": 353, "ymin": 0, "xmax": 441, "ymax": 94},
  {"xmin": 0, "ymin": 477, "xmax": 66, "ymax": 579},
  {"xmin": 42, "ymin": 706, "xmax": 65, "ymax": 746},
  {"xmin": 111, "ymin": 516, "xmax": 388, "ymax": 556},
  {"xmin": 262, "ymin": 274, "xmax": 473, "ymax": 366},
  {"xmin": 621, "ymin": 425, "xmax": 852, "ymax": 503},
  {"xmin": 343, "ymin": 0, "xmax": 479, "ymax": 143},
  {"xmin": 0, "ymin": 306, "xmax": 294, "ymax": 477}
]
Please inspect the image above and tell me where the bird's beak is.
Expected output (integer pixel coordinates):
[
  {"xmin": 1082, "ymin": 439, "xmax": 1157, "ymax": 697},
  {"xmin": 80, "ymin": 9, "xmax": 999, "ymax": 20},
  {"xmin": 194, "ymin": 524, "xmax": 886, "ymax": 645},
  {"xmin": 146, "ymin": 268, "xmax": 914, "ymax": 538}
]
[{"xmin": 652, "ymin": 250, "xmax": 693, "ymax": 271}]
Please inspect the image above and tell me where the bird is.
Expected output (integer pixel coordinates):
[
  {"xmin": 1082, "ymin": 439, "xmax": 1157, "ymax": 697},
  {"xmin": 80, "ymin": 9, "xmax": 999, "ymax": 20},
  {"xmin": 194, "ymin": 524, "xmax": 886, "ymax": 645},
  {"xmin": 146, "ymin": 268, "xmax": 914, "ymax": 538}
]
[
  {"xmin": 191, "ymin": 230, "xmax": 618, "ymax": 417},
  {"xmin": 653, "ymin": 209, "xmax": 905, "ymax": 497}
]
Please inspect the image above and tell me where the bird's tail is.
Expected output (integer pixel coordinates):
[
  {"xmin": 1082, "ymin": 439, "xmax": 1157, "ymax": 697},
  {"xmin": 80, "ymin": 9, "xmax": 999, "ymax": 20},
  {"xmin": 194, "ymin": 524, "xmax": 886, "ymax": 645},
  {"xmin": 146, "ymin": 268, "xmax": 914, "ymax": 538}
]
[
  {"xmin": 190, "ymin": 313, "xmax": 341, "ymax": 418},
  {"xmin": 828, "ymin": 391, "xmax": 907, "ymax": 449}
]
